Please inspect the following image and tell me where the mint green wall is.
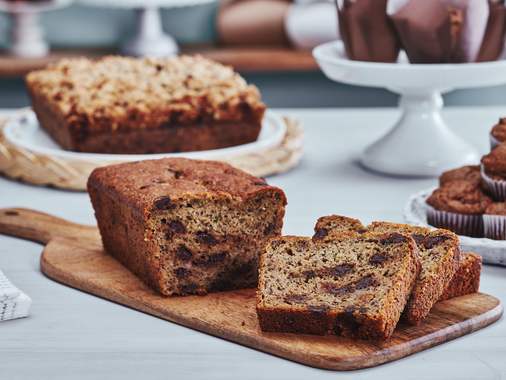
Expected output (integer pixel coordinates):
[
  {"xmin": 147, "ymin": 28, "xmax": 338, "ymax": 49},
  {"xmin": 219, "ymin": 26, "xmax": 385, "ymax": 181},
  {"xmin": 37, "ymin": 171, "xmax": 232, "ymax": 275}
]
[{"xmin": 0, "ymin": 3, "xmax": 218, "ymax": 49}]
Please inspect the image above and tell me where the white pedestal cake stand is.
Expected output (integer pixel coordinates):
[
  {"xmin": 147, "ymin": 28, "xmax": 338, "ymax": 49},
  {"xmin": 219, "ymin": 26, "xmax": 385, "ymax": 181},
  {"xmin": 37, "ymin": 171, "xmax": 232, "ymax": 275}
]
[
  {"xmin": 0, "ymin": 0, "xmax": 73, "ymax": 57},
  {"xmin": 80, "ymin": 0, "xmax": 214, "ymax": 57},
  {"xmin": 313, "ymin": 41, "xmax": 506, "ymax": 177}
]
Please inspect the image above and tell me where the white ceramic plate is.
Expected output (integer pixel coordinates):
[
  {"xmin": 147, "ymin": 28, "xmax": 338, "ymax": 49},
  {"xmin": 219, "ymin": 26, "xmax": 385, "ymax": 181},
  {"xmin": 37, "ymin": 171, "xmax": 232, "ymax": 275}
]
[
  {"xmin": 313, "ymin": 40, "xmax": 506, "ymax": 91},
  {"xmin": 3, "ymin": 109, "xmax": 287, "ymax": 163},
  {"xmin": 404, "ymin": 188, "xmax": 506, "ymax": 266}
]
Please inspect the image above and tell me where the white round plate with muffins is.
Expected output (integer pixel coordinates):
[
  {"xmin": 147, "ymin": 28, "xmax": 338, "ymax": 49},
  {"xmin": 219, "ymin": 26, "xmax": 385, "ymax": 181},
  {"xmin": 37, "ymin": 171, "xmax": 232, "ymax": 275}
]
[
  {"xmin": 405, "ymin": 189, "xmax": 506, "ymax": 267},
  {"xmin": 404, "ymin": 116, "xmax": 506, "ymax": 267}
]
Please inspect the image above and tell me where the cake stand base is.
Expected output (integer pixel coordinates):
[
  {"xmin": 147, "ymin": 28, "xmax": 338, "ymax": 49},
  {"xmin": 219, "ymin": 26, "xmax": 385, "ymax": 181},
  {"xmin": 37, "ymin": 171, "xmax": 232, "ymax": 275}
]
[
  {"xmin": 0, "ymin": 0, "xmax": 73, "ymax": 58},
  {"xmin": 122, "ymin": 6, "xmax": 178, "ymax": 57},
  {"xmin": 313, "ymin": 40, "xmax": 506, "ymax": 178},
  {"xmin": 10, "ymin": 11, "xmax": 48, "ymax": 57},
  {"xmin": 360, "ymin": 92, "xmax": 479, "ymax": 177}
]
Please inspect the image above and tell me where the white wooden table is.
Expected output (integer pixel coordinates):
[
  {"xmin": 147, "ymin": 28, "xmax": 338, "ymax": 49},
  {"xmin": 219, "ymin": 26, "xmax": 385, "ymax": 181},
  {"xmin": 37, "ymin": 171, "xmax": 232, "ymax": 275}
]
[{"xmin": 0, "ymin": 107, "xmax": 505, "ymax": 380}]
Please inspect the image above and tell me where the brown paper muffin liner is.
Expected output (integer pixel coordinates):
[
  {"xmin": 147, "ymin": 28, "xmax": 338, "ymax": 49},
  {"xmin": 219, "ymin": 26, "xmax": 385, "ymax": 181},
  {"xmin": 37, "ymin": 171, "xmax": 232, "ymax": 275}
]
[
  {"xmin": 483, "ymin": 214, "xmax": 506, "ymax": 240},
  {"xmin": 480, "ymin": 165, "xmax": 506, "ymax": 201},
  {"xmin": 426, "ymin": 204, "xmax": 484, "ymax": 237},
  {"xmin": 490, "ymin": 133, "xmax": 500, "ymax": 150}
]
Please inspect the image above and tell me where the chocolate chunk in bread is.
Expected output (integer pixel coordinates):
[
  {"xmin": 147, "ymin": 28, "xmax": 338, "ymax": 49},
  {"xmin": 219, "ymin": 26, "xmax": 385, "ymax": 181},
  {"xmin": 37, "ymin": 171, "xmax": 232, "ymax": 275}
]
[
  {"xmin": 257, "ymin": 232, "xmax": 420, "ymax": 340},
  {"xmin": 88, "ymin": 157, "xmax": 287, "ymax": 296}
]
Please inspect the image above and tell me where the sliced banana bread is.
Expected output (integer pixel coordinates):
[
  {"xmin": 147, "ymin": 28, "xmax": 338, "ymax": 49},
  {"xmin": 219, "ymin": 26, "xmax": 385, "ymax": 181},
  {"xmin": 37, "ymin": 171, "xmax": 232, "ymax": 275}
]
[
  {"xmin": 88, "ymin": 158, "xmax": 287, "ymax": 296},
  {"xmin": 314, "ymin": 216, "xmax": 461, "ymax": 325},
  {"xmin": 439, "ymin": 252, "xmax": 482, "ymax": 301},
  {"xmin": 257, "ymin": 232, "xmax": 420, "ymax": 340},
  {"xmin": 312, "ymin": 215, "xmax": 366, "ymax": 239},
  {"xmin": 368, "ymin": 222, "xmax": 460, "ymax": 324}
]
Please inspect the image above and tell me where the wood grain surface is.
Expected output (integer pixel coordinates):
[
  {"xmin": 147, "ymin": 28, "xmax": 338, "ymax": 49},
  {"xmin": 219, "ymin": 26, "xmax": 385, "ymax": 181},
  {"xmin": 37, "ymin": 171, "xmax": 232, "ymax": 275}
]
[
  {"xmin": 0, "ymin": 46, "xmax": 317, "ymax": 77},
  {"xmin": 0, "ymin": 208, "xmax": 503, "ymax": 371}
]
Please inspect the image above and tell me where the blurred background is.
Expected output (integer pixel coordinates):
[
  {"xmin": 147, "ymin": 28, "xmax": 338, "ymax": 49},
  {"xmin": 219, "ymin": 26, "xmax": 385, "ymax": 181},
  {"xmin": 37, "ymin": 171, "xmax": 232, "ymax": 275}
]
[{"xmin": 1, "ymin": 0, "xmax": 506, "ymax": 109}]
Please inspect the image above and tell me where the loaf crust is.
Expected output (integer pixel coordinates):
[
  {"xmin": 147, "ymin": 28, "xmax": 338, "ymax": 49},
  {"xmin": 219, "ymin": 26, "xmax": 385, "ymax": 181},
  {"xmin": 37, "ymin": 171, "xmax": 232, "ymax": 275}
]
[
  {"xmin": 257, "ymin": 232, "xmax": 420, "ymax": 340},
  {"xmin": 439, "ymin": 252, "xmax": 482, "ymax": 301},
  {"xmin": 26, "ymin": 56, "xmax": 265, "ymax": 154},
  {"xmin": 314, "ymin": 216, "xmax": 461, "ymax": 325},
  {"xmin": 88, "ymin": 158, "xmax": 287, "ymax": 296}
]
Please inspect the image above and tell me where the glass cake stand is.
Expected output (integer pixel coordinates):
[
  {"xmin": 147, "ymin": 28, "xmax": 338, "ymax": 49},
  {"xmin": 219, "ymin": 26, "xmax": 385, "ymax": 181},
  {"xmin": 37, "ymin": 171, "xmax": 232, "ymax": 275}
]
[
  {"xmin": 313, "ymin": 40, "xmax": 506, "ymax": 177},
  {"xmin": 80, "ymin": 0, "xmax": 214, "ymax": 57},
  {"xmin": 0, "ymin": 0, "xmax": 73, "ymax": 57}
]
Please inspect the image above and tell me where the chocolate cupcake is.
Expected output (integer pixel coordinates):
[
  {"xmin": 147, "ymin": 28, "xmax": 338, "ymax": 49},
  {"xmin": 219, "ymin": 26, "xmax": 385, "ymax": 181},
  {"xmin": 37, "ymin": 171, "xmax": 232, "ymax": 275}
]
[
  {"xmin": 484, "ymin": 202, "xmax": 506, "ymax": 240},
  {"xmin": 426, "ymin": 180, "xmax": 492, "ymax": 237},
  {"xmin": 439, "ymin": 165, "xmax": 482, "ymax": 187},
  {"xmin": 390, "ymin": 0, "xmax": 464, "ymax": 63},
  {"xmin": 477, "ymin": 0, "xmax": 506, "ymax": 62},
  {"xmin": 390, "ymin": 0, "xmax": 493, "ymax": 63},
  {"xmin": 490, "ymin": 118, "xmax": 506, "ymax": 149},
  {"xmin": 337, "ymin": 0, "xmax": 400, "ymax": 62},
  {"xmin": 481, "ymin": 144, "xmax": 506, "ymax": 200}
]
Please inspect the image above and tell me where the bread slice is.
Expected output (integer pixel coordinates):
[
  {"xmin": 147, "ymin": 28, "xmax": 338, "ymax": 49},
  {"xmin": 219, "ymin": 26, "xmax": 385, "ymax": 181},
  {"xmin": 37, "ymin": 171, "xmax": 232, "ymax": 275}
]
[
  {"xmin": 439, "ymin": 252, "xmax": 482, "ymax": 301},
  {"xmin": 257, "ymin": 232, "xmax": 420, "ymax": 340},
  {"xmin": 313, "ymin": 215, "xmax": 366, "ymax": 239},
  {"xmin": 314, "ymin": 216, "xmax": 461, "ymax": 325}
]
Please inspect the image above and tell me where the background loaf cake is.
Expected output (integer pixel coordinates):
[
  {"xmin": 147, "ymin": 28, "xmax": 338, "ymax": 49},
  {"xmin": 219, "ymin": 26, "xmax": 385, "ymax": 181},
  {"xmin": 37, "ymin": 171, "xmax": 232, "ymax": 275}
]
[{"xmin": 26, "ymin": 56, "xmax": 265, "ymax": 154}]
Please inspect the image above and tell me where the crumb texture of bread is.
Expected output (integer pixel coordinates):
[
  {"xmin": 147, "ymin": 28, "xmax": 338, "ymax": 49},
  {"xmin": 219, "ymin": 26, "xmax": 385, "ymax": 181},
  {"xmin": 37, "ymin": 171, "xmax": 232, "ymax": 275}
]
[
  {"xmin": 26, "ymin": 55, "xmax": 266, "ymax": 154},
  {"xmin": 257, "ymin": 232, "xmax": 420, "ymax": 340},
  {"xmin": 313, "ymin": 216, "xmax": 461, "ymax": 325},
  {"xmin": 439, "ymin": 252, "xmax": 482, "ymax": 301},
  {"xmin": 87, "ymin": 158, "xmax": 286, "ymax": 296}
]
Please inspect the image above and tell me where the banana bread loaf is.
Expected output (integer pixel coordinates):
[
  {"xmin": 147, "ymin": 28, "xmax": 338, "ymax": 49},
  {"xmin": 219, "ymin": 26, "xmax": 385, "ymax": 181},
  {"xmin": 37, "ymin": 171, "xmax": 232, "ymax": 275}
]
[
  {"xmin": 26, "ymin": 56, "xmax": 265, "ymax": 154},
  {"xmin": 314, "ymin": 216, "xmax": 461, "ymax": 325},
  {"xmin": 257, "ymin": 232, "xmax": 420, "ymax": 340},
  {"xmin": 87, "ymin": 158, "xmax": 287, "ymax": 296}
]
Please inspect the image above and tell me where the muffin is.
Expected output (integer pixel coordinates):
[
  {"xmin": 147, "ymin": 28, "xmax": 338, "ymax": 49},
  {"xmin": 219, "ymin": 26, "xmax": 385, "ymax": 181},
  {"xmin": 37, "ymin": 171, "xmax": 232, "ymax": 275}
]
[
  {"xmin": 483, "ymin": 202, "xmax": 506, "ymax": 240},
  {"xmin": 426, "ymin": 180, "xmax": 492, "ymax": 237},
  {"xmin": 490, "ymin": 118, "xmax": 506, "ymax": 149},
  {"xmin": 481, "ymin": 144, "xmax": 506, "ymax": 200},
  {"xmin": 390, "ymin": 0, "xmax": 499, "ymax": 64},
  {"xmin": 439, "ymin": 165, "xmax": 482, "ymax": 187},
  {"xmin": 390, "ymin": 0, "xmax": 466, "ymax": 63},
  {"xmin": 477, "ymin": 0, "xmax": 506, "ymax": 62},
  {"xmin": 338, "ymin": 0, "xmax": 400, "ymax": 62}
]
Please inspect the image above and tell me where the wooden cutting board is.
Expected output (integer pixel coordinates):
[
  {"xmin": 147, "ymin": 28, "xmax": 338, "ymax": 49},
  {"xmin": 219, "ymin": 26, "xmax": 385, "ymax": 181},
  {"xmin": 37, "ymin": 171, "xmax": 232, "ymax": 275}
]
[{"xmin": 0, "ymin": 208, "xmax": 502, "ymax": 371}]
